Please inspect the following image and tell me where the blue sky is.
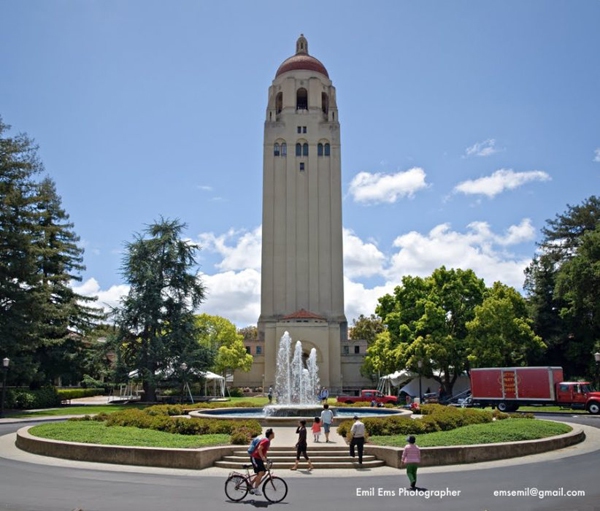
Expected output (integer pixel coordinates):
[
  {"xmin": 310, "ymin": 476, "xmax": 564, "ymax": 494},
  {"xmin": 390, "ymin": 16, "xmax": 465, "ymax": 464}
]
[{"xmin": 2, "ymin": 1, "xmax": 599, "ymax": 327}]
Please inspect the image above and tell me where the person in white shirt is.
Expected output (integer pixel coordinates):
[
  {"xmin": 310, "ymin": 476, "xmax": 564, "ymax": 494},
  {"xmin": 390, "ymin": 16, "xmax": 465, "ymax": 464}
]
[{"xmin": 320, "ymin": 404, "xmax": 334, "ymax": 443}]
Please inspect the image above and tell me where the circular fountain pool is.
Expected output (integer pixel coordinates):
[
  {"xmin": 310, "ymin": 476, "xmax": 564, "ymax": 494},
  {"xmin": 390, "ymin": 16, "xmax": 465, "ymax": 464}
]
[{"xmin": 189, "ymin": 406, "xmax": 407, "ymax": 426}]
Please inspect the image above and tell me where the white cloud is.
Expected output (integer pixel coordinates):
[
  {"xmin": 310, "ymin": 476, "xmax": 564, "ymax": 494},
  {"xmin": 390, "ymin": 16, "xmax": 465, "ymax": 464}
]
[
  {"xmin": 453, "ymin": 169, "xmax": 551, "ymax": 198},
  {"xmin": 197, "ymin": 185, "xmax": 213, "ymax": 191},
  {"xmin": 72, "ymin": 278, "xmax": 129, "ymax": 313},
  {"xmin": 464, "ymin": 139, "xmax": 499, "ymax": 157},
  {"xmin": 386, "ymin": 221, "xmax": 534, "ymax": 290},
  {"xmin": 199, "ymin": 269, "xmax": 261, "ymax": 326},
  {"xmin": 75, "ymin": 219, "xmax": 536, "ymax": 327},
  {"xmin": 344, "ymin": 278, "xmax": 393, "ymax": 324},
  {"xmin": 594, "ymin": 148, "xmax": 600, "ymax": 162},
  {"xmin": 197, "ymin": 227, "xmax": 261, "ymax": 271},
  {"xmin": 343, "ymin": 228, "xmax": 385, "ymax": 278},
  {"xmin": 348, "ymin": 167, "xmax": 429, "ymax": 204}
]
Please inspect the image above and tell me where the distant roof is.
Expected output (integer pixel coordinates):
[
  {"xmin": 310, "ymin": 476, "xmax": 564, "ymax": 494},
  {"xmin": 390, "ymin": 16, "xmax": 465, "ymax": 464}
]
[
  {"xmin": 275, "ymin": 34, "xmax": 329, "ymax": 79},
  {"xmin": 282, "ymin": 308, "xmax": 326, "ymax": 320}
]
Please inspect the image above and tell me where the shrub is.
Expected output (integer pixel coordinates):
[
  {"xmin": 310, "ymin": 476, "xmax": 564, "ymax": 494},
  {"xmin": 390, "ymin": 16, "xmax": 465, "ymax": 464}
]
[
  {"xmin": 228, "ymin": 387, "xmax": 244, "ymax": 398},
  {"xmin": 6, "ymin": 387, "xmax": 61, "ymax": 409}
]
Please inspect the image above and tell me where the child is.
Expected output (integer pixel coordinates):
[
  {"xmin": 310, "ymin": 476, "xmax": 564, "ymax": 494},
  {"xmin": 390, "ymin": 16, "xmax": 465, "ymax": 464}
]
[
  {"xmin": 311, "ymin": 416, "xmax": 321, "ymax": 442},
  {"xmin": 401, "ymin": 435, "xmax": 421, "ymax": 490}
]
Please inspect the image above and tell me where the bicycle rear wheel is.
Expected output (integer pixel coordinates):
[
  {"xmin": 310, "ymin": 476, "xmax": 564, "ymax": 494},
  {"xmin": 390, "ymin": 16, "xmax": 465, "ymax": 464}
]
[
  {"xmin": 225, "ymin": 475, "xmax": 249, "ymax": 502},
  {"xmin": 262, "ymin": 476, "xmax": 288, "ymax": 503}
]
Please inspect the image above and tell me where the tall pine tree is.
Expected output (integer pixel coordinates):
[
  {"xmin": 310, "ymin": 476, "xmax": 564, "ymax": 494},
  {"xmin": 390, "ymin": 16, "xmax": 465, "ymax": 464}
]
[{"xmin": 0, "ymin": 118, "xmax": 102, "ymax": 385}]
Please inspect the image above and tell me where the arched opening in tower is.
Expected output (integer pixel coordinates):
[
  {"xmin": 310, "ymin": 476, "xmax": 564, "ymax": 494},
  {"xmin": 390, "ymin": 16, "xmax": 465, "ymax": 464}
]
[{"xmin": 296, "ymin": 88, "xmax": 308, "ymax": 111}]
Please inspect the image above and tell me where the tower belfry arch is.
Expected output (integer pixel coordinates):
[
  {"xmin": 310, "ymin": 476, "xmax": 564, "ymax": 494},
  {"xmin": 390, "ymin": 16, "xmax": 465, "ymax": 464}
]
[{"xmin": 258, "ymin": 35, "xmax": 347, "ymax": 392}]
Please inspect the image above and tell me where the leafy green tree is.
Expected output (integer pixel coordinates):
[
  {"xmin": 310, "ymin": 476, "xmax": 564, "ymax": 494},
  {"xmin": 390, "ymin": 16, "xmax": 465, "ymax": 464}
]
[
  {"xmin": 374, "ymin": 267, "xmax": 487, "ymax": 396},
  {"xmin": 525, "ymin": 196, "xmax": 600, "ymax": 377},
  {"xmin": 350, "ymin": 314, "xmax": 385, "ymax": 345},
  {"xmin": 466, "ymin": 282, "xmax": 545, "ymax": 367},
  {"xmin": 361, "ymin": 330, "xmax": 395, "ymax": 378},
  {"xmin": 114, "ymin": 218, "xmax": 212, "ymax": 401},
  {"xmin": 197, "ymin": 313, "xmax": 253, "ymax": 376}
]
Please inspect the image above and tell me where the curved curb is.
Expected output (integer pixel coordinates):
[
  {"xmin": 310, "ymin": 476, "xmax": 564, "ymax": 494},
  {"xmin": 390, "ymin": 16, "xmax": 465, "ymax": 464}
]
[
  {"xmin": 15, "ymin": 423, "xmax": 585, "ymax": 471},
  {"xmin": 365, "ymin": 426, "xmax": 585, "ymax": 468}
]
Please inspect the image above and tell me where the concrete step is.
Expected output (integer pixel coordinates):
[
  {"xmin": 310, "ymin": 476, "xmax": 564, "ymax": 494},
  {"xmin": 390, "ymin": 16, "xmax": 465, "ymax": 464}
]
[
  {"xmin": 215, "ymin": 459, "xmax": 385, "ymax": 469},
  {"xmin": 223, "ymin": 454, "xmax": 380, "ymax": 463},
  {"xmin": 218, "ymin": 446, "xmax": 385, "ymax": 469}
]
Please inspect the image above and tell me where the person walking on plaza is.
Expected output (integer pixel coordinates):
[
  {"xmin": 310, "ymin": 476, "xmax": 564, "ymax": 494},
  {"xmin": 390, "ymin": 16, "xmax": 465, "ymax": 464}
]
[
  {"xmin": 349, "ymin": 415, "xmax": 366, "ymax": 465},
  {"xmin": 291, "ymin": 420, "xmax": 313, "ymax": 471},
  {"xmin": 311, "ymin": 417, "xmax": 321, "ymax": 442},
  {"xmin": 320, "ymin": 403, "xmax": 334, "ymax": 443},
  {"xmin": 320, "ymin": 387, "xmax": 329, "ymax": 404},
  {"xmin": 267, "ymin": 386, "xmax": 273, "ymax": 404},
  {"xmin": 250, "ymin": 428, "xmax": 275, "ymax": 496},
  {"xmin": 401, "ymin": 435, "xmax": 421, "ymax": 490}
]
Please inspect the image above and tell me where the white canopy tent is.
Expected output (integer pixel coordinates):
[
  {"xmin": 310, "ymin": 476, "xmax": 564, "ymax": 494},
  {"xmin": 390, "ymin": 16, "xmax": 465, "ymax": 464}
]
[
  {"xmin": 126, "ymin": 368, "xmax": 226, "ymax": 398},
  {"xmin": 199, "ymin": 371, "xmax": 226, "ymax": 398},
  {"xmin": 378, "ymin": 369, "xmax": 471, "ymax": 400}
]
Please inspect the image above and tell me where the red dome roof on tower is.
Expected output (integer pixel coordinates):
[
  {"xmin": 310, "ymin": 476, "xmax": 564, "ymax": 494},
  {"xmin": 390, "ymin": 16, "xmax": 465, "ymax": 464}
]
[{"xmin": 275, "ymin": 34, "xmax": 329, "ymax": 78}]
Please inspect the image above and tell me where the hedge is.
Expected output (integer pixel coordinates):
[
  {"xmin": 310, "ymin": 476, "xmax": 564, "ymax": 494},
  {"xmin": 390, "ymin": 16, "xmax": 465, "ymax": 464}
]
[
  {"xmin": 57, "ymin": 388, "xmax": 105, "ymax": 400},
  {"xmin": 335, "ymin": 404, "xmax": 529, "ymax": 438},
  {"xmin": 71, "ymin": 405, "xmax": 262, "ymax": 444},
  {"xmin": 5, "ymin": 387, "xmax": 61, "ymax": 410}
]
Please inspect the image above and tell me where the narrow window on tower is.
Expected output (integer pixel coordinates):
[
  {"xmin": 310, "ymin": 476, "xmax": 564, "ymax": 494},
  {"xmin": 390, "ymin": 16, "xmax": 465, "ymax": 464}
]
[
  {"xmin": 275, "ymin": 92, "xmax": 283, "ymax": 115},
  {"xmin": 296, "ymin": 143, "xmax": 302, "ymax": 156},
  {"xmin": 297, "ymin": 126, "xmax": 302, "ymax": 134},
  {"xmin": 274, "ymin": 143, "xmax": 280, "ymax": 156},
  {"xmin": 299, "ymin": 162, "xmax": 305, "ymax": 171},
  {"xmin": 281, "ymin": 142, "xmax": 287, "ymax": 156},
  {"xmin": 354, "ymin": 345, "xmax": 360, "ymax": 354},
  {"xmin": 324, "ymin": 143, "xmax": 331, "ymax": 156},
  {"xmin": 303, "ymin": 143, "xmax": 308, "ymax": 156},
  {"xmin": 302, "ymin": 126, "xmax": 307, "ymax": 133},
  {"xmin": 318, "ymin": 143, "xmax": 323, "ymax": 156},
  {"xmin": 322, "ymin": 92, "xmax": 329, "ymax": 115}
]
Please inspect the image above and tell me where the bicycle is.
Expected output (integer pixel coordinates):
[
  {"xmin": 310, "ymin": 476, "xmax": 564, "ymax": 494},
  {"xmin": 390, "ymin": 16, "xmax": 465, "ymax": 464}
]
[{"xmin": 224, "ymin": 460, "xmax": 288, "ymax": 503}]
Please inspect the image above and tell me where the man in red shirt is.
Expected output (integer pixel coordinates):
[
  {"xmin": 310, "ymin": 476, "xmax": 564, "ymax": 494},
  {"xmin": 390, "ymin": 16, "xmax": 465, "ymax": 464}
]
[{"xmin": 250, "ymin": 428, "xmax": 275, "ymax": 496}]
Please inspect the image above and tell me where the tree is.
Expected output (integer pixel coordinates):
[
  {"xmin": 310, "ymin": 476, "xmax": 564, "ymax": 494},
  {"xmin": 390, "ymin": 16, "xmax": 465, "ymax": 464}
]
[
  {"xmin": 197, "ymin": 314, "xmax": 253, "ymax": 376},
  {"xmin": 238, "ymin": 325, "xmax": 258, "ymax": 342},
  {"xmin": 114, "ymin": 218, "xmax": 212, "ymax": 401},
  {"xmin": 525, "ymin": 196, "xmax": 600, "ymax": 377},
  {"xmin": 554, "ymin": 226, "xmax": 600, "ymax": 377},
  {"xmin": 373, "ymin": 267, "xmax": 487, "ymax": 396},
  {"xmin": 466, "ymin": 282, "xmax": 545, "ymax": 368},
  {"xmin": 0, "ymin": 118, "xmax": 101, "ymax": 385},
  {"xmin": 350, "ymin": 314, "xmax": 385, "ymax": 345}
]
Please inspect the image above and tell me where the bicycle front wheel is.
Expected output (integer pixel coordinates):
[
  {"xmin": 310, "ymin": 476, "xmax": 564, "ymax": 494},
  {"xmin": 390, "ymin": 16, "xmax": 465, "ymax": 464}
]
[
  {"xmin": 225, "ymin": 475, "xmax": 249, "ymax": 502},
  {"xmin": 262, "ymin": 476, "xmax": 288, "ymax": 503}
]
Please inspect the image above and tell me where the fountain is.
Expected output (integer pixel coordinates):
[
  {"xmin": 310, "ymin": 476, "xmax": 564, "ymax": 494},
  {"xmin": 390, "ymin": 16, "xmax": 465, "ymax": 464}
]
[
  {"xmin": 265, "ymin": 331, "xmax": 322, "ymax": 417},
  {"xmin": 189, "ymin": 331, "xmax": 404, "ymax": 424}
]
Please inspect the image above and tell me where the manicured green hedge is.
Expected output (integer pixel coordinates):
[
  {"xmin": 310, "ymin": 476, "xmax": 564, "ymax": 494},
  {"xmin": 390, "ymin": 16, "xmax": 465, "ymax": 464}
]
[
  {"xmin": 336, "ymin": 404, "xmax": 518, "ymax": 438},
  {"xmin": 71, "ymin": 405, "xmax": 262, "ymax": 444},
  {"xmin": 5, "ymin": 387, "xmax": 61, "ymax": 409}
]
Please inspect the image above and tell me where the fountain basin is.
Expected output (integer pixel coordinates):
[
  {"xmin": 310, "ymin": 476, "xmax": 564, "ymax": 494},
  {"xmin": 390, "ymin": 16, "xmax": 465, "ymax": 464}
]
[{"xmin": 189, "ymin": 407, "xmax": 407, "ymax": 426}]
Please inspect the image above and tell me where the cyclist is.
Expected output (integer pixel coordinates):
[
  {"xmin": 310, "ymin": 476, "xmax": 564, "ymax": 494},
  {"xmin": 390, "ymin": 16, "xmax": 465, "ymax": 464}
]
[{"xmin": 250, "ymin": 428, "xmax": 275, "ymax": 496}]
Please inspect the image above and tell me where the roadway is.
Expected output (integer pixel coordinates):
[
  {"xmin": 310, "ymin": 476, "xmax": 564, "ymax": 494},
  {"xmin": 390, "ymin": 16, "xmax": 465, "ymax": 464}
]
[{"xmin": 0, "ymin": 414, "xmax": 599, "ymax": 511}]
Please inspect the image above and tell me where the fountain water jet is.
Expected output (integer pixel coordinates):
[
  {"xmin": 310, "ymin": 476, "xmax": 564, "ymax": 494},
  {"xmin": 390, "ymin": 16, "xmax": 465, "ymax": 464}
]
[{"xmin": 267, "ymin": 331, "xmax": 321, "ymax": 417}]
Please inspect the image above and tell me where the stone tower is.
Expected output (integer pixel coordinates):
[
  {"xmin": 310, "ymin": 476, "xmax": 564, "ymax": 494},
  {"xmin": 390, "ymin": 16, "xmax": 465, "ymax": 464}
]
[{"xmin": 259, "ymin": 35, "xmax": 347, "ymax": 391}]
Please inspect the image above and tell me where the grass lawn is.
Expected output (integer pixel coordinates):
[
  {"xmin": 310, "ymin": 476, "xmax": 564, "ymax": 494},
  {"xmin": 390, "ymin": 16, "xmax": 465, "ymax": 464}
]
[
  {"xmin": 11, "ymin": 404, "xmax": 148, "ymax": 418},
  {"xmin": 369, "ymin": 419, "xmax": 572, "ymax": 447},
  {"xmin": 29, "ymin": 421, "xmax": 230, "ymax": 448}
]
